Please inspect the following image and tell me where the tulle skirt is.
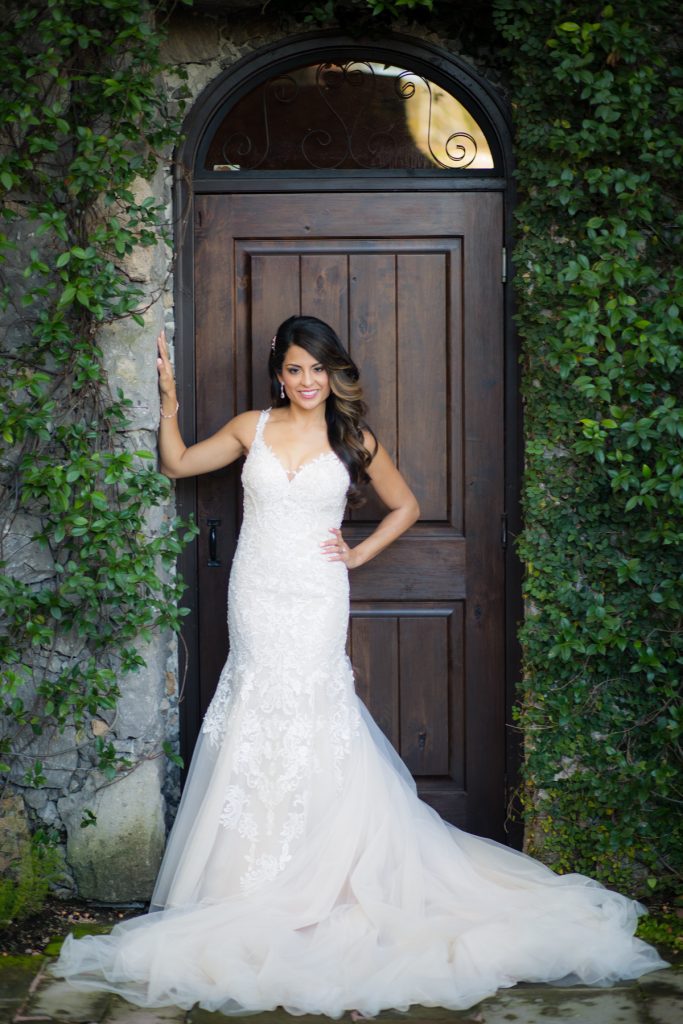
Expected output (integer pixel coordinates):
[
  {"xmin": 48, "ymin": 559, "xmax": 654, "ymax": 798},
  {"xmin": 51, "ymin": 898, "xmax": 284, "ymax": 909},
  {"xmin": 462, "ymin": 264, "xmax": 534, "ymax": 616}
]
[{"xmin": 52, "ymin": 703, "xmax": 668, "ymax": 1017}]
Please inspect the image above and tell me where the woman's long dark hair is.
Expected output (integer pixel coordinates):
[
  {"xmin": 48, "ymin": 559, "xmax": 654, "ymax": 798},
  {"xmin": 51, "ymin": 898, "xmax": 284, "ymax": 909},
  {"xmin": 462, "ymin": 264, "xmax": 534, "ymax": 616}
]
[{"xmin": 269, "ymin": 315, "xmax": 376, "ymax": 507}]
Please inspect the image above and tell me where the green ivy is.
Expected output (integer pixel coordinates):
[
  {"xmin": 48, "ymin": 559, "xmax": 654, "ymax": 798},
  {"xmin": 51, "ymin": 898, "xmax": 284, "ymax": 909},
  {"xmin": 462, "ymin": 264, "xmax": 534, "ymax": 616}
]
[
  {"xmin": 304, "ymin": 0, "xmax": 432, "ymax": 21},
  {"xmin": 0, "ymin": 1, "xmax": 197, "ymax": 789},
  {"xmin": 493, "ymin": 0, "xmax": 682, "ymax": 899},
  {"xmin": 269, "ymin": 0, "xmax": 435, "ymax": 29},
  {"xmin": 0, "ymin": 829, "xmax": 63, "ymax": 928}
]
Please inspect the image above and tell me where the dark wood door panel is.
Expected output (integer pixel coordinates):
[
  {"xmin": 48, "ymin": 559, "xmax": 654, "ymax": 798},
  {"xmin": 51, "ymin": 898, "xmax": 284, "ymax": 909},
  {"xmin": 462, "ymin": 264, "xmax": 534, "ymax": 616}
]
[
  {"xmin": 348, "ymin": 532, "xmax": 464, "ymax": 601},
  {"xmin": 223, "ymin": 192, "xmax": 489, "ymax": 237},
  {"xmin": 348, "ymin": 252, "xmax": 397, "ymax": 520},
  {"xmin": 244, "ymin": 253, "xmax": 300, "ymax": 411},
  {"xmin": 349, "ymin": 614, "xmax": 399, "ymax": 746},
  {"xmin": 350, "ymin": 603, "xmax": 465, "ymax": 821},
  {"xmin": 398, "ymin": 613, "xmax": 451, "ymax": 776},
  {"xmin": 395, "ymin": 253, "xmax": 449, "ymax": 521},
  {"xmin": 300, "ymin": 253, "xmax": 349, "ymax": 344}
]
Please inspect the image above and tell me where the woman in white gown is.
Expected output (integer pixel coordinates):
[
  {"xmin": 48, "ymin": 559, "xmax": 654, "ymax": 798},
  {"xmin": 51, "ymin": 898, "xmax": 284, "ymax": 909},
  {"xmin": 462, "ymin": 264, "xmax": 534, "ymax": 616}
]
[{"xmin": 53, "ymin": 315, "xmax": 668, "ymax": 1016}]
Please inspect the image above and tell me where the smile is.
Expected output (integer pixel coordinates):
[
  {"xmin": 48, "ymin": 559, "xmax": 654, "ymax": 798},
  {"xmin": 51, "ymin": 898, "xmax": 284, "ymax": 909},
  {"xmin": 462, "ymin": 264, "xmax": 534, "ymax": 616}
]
[{"xmin": 298, "ymin": 389, "xmax": 319, "ymax": 398}]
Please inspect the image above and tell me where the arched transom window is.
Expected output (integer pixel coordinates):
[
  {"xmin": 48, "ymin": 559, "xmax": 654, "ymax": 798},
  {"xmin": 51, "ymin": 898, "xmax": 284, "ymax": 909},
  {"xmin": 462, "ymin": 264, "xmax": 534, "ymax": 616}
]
[{"xmin": 201, "ymin": 60, "xmax": 495, "ymax": 173}]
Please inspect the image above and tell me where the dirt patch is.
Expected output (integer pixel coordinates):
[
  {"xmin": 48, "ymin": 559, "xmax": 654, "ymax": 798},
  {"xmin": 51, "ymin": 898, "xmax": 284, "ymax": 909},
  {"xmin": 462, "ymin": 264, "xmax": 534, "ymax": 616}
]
[{"xmin": 0, "ymin": 898, "xmax": 140, "ymax": 956}]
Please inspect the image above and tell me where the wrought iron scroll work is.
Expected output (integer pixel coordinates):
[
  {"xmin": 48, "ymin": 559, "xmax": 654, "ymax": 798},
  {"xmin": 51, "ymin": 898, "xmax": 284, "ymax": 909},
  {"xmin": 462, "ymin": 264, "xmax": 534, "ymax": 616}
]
[
  {"xmin": 216, "ymin": 61, "xmax": 481, "ymax": 171},
  {"xmin": 222, "ymin": 74, "xmax": 301, "ymax": 170},
  {"xmin": 395, "ymin": 70, "xmax": 478, "ymax": 171}
]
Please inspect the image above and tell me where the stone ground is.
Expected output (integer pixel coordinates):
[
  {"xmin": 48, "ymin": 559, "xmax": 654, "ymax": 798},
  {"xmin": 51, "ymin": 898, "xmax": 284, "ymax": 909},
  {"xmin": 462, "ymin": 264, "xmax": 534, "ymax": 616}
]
[
  {"xmin": 1, "ymin": 911, "xmax": 681, "ymax": 1024},
  {"xmin": 2, "ymin": 955, "xmax": 681, "ymax": 1024}
]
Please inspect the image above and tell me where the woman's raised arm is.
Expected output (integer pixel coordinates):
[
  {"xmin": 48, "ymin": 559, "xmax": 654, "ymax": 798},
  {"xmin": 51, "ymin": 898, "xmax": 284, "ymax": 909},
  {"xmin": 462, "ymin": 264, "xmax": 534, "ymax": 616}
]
[{"xmin": 156, "ymin": 330, "xmax": 257, "ymax": 479}]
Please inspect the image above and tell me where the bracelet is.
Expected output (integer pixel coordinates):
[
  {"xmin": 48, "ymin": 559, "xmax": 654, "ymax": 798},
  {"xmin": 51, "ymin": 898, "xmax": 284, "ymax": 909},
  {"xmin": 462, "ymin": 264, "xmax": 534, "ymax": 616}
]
[{"xmin": 160, "ymin": 400, "xmax": 179, "ymax": 420}]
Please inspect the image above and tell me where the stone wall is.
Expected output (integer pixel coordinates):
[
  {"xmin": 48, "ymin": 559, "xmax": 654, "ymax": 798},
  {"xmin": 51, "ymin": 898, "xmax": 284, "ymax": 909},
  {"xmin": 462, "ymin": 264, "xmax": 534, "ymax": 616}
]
[
  {"xmin": 3, "ymin": 2, "xmax": 507, "ymax": 902},
  {"xmin": 1, "ymin": 148, "xmax": 180, "ymax": 899}
]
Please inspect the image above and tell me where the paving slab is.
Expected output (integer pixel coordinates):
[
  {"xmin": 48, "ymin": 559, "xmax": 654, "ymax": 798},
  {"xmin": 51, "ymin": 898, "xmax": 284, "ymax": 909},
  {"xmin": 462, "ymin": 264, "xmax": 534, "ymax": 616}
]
[
  {"xmin": 0, "ymin": 956, "xmax": 42, "ymax": 1005},
  {"xmin": 189, "ymin": 1010, "xmax": 480, "ymax": 1024},
  {"xmin": 26, "ymin": 975, "xmax": 112, "ymax": 1023},
  {"xmin": 2, "ymin": 957, "xmax": 681, "ymax": 1024},
  {"xmin": 2, "ymin": 957, "xmax": 51, "ymax": 1024},
  {"xmin": 186, "ymin": 985, "xmax": 650, "ymax": 1024},
  {"xmin": 473, "ymin": 987, "xmax": 647, "ymax": 1023},
  {"xmin": 107, "ymin": 999, "xmax": 187, "ymax": 1024},
  {"xmin": 637, "ymin": 966, "xmax": 683, "ymax": 998},
  {"xmin": 635, "ymin": 967, "xmax": 683, "ymax": 1024}
]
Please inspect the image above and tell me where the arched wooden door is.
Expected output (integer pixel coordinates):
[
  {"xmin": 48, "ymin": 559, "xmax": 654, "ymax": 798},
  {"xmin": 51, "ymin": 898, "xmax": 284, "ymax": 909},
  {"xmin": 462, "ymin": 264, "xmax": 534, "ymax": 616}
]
[{"xmin": 176, "ymin": 40, "xmax": 516, "ymax": 843}]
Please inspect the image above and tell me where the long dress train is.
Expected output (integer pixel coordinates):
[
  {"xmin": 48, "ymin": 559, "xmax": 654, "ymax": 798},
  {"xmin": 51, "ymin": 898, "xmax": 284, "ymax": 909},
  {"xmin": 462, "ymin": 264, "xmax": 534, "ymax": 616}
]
[{"xmin": 53, "ymin": 408, "xmax": 668, "ymax": 1016}]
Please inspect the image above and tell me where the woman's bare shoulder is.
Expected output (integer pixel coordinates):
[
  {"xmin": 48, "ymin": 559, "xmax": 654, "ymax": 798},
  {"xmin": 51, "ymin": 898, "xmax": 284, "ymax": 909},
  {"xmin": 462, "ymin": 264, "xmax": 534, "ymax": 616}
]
[{"xmin": 226, "ymin": 409, "xmax": 265, "ymax": 448}]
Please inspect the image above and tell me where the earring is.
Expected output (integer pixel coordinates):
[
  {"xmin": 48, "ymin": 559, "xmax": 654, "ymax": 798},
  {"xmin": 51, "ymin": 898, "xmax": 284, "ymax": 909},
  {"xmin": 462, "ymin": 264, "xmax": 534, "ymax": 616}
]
[{"xmin": 280, "ymin": 382, "xmax": 285, "ymax": 400}]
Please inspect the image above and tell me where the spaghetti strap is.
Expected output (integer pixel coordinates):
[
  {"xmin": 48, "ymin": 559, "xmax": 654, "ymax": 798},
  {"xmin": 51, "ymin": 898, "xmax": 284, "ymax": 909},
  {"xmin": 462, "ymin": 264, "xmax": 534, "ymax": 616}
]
[{"xmin": 251, "ymin": 407, "xmax": 272, "ymax": 450}]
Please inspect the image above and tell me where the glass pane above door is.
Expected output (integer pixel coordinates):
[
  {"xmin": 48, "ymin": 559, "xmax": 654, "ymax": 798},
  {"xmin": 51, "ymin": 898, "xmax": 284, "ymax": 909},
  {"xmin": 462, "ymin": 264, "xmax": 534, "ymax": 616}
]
[{"xmin": 203, "ymin": 61, "xmax": 495, "ymax": 172}]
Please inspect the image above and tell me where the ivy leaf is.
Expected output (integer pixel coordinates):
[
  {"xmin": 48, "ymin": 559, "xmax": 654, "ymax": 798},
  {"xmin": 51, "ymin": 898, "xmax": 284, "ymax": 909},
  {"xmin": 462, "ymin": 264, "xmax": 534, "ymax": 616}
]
[
  {"xmin": 58, "ymin": 283, "xmax": 76, "ymax": 306},
  {"xmin": 162, "ymin": 741, "xmax": 184, "ymax": 769}
]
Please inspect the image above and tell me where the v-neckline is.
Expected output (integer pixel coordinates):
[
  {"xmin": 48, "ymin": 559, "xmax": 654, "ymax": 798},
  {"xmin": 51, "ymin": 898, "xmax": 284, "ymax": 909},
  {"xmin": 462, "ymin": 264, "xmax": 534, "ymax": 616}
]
[
  {"xmin": 259, "ymin": 410, "xmax": 338, "ymax": 482},
  {"xmin": 262, "ymin": 439, "xmax": 339, "ymax": 482}
]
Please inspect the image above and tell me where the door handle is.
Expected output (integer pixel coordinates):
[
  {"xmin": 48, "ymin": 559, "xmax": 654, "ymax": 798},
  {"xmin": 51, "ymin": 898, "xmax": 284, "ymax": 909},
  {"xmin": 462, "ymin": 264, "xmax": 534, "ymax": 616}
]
[{"xmin": 207, "ymin": 518, "xmax": 221, "ymax": 567}]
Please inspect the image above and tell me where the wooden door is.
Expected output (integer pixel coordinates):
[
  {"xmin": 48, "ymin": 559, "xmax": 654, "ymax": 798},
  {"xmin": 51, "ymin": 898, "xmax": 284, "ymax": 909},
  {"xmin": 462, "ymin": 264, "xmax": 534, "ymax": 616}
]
[{"xmin": 193, "ymin": 192, "xmax": 505, "ymax": 840}]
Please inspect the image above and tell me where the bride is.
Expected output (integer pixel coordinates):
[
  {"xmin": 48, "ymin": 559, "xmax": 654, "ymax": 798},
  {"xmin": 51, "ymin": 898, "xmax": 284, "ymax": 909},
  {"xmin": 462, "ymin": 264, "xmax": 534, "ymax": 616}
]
[{"xmin": 53, "ymin": 314, "xmax": 667, "ymax": 1016}]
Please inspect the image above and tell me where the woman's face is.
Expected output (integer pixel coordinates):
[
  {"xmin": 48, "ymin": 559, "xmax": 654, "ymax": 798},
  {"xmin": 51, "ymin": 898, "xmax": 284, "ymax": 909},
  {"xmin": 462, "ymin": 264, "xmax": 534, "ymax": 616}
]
[{"xmin": 278, "ymin": 344, "xmax": 331, "ymax": 411}]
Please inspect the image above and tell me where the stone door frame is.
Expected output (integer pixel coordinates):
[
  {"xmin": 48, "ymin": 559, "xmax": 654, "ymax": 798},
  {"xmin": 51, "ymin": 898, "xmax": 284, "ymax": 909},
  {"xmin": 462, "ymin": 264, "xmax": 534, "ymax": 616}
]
[{"xmin": 171, "ymin": 30, "xmax": 524, "ymax": 846}]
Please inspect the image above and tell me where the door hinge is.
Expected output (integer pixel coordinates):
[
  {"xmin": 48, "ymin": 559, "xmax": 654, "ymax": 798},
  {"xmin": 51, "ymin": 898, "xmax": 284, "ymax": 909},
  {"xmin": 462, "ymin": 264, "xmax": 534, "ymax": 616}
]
[
  {"xmin": 500, "ymin": 512, "xmax": 508, "ymax": 549},
  {"xmin": 501, "ymin": 246, "xmax": 507, "ymax": 284}
]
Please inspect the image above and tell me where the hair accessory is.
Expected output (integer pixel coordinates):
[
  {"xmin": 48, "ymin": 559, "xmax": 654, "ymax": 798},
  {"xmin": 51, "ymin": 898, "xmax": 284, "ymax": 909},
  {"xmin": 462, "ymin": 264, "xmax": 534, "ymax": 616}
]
[
  {"xmin": 280, "ymin": 382, "xmax": 285, "ymax": 400},
  {"xmin": 160, "ymin": 399, "xmax": 179, "ymax": 420},
  {"xmin": 271, "ymin": 335, "xmax": 277, "ymax": 351}
]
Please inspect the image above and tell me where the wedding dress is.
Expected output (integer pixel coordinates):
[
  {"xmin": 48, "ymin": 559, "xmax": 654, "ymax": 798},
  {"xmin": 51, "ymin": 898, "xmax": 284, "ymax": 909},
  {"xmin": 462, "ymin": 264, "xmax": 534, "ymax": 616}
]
[{"xmin": 53, "ymin": 407, "xmax": 668, "ymax": 1016}]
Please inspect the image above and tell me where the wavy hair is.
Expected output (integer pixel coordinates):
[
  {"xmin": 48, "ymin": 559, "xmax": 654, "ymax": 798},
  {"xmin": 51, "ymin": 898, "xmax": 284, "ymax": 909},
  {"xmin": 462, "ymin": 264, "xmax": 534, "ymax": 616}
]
[{"xmin": 269, "ymin": 315, "xmax": 376, "ymax": 506}]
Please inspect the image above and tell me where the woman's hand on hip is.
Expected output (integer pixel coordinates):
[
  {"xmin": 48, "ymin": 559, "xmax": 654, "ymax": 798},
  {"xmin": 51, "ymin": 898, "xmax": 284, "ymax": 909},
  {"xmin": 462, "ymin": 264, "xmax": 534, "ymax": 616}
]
[{"xmin": 322, "ymin": 528, "xmax": 360, "ymax": 569}]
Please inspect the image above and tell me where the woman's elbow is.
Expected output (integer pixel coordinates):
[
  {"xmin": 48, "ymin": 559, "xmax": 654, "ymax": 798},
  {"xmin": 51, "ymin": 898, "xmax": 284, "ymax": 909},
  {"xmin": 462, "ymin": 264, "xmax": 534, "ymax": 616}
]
[
  {"xmin": 160, "ymin": 462, "xmax": 179, "ymax": 480},
  {"xmin": 407, "ymin": 496, "xmax": 420, "ymax": 525}
]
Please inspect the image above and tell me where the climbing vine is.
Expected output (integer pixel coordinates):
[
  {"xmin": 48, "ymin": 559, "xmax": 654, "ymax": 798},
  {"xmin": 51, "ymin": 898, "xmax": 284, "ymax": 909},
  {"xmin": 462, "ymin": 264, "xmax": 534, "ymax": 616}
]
[
  {"xmin": 269, "ymin": 0, "xmax": 436, "ymax": 29},
  {"xmin": 493, "ymin": 0, "xmax": 682, "ymax": 899},
  {"xmin": 0, "ymin": 1, "xmax": 195, "ymax": 796}
]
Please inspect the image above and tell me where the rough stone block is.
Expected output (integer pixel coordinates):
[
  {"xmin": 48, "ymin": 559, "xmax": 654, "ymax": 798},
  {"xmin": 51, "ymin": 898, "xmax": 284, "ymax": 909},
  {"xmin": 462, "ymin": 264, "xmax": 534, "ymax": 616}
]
[
  {"xmin": 10, "ymin": 725, "xmax": 79, "ymax": 790},
  {"xmin": 2, "ymin": 513, "xmax": 55, "ymax": 585},
  {"xmin": 23, "ymin": 787, "xmax": 49, "ymax": 811},
  {"xmin": 115, "ymin": 635, "xmax": 165, "ymax": 741},
  {"xmin": 59, "ymin": 759, "xmax": 165, "ymax": 901},
  {"xmin": 119, "ymin": 178, "xmax": 167, "ymax": 284},
  {"xmin": 160, "ymin": 11, "xmax": 220, "ymax": 63},
  {"xmin": 180, "ymin": 62, "xmax": 220, "ymax": 99},
  {"xmin": 100, "ymin": 314, "xmax": 164, "ymax": 432},
  {"xmin": 0, "ymin": 793, "xmax": 30, "ymax": 874}
]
